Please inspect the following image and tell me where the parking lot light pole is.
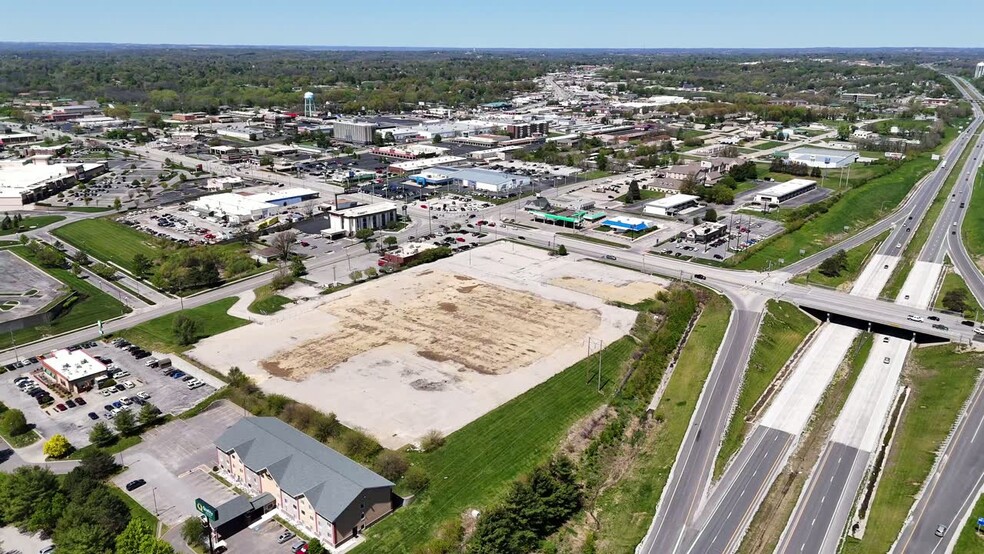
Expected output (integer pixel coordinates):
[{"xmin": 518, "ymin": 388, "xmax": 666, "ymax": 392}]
[{"xmin": 152, "ymin": 487, "xmax": 159, "ymax": 516}]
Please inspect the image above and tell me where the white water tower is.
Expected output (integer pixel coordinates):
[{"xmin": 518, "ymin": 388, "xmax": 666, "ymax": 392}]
[
  {"xmin": 303, "ymin": 91, "xmax": 315, "ymax": 117},
  {"xmin": 976, "ymin": 62, "xmax": 984, "ymax": 80}
]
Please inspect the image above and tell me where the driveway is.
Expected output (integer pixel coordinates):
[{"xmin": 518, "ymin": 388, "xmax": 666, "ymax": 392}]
[
  {"xmin": 0, "ymin": 526, "xmax": 53, "ymax": 553},
  {"xmin": 112, "ymin": 400, "xmax": 244, "ymax": 528}
]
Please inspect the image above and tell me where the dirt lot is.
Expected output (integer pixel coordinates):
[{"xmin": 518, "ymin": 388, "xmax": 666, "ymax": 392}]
[{"xmin": 188, "ymin": 242, "xmax": 666, "ymax": 447}]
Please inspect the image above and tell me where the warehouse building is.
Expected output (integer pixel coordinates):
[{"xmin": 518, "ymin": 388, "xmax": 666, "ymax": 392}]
[
  {"xmin": 755, "ymin": 178, "xmax": 817, "ymax": 206},
  {"xmin": 40, "ymin": 348, "xmax": 109, "ymax": 394},
  {"xmin": 326, "ymin": 202, "xmax": 400, "ymax": 235},
  {"xmin": 643, "ymin": 194, "xmax": 700, "ymax": 217},
  {"xmin": 189, "ymin": 188, "xmax": 318, "ymax": 224},
  {"xmin": 215, "ymin": 417, "xmax": 395, "ymax": 548},
  {"xmin": 784, "ymin": 148, "xmax": 858, "ymax": 169},
  {"xmin": 389, "ymin": 156, "xmax": 466, "ymax": 174},
  {"xmin": 333, "ymin": 120, "xmax": 378, "ymax": 144},
  {"xmin": 0, "ymin": 159, "xmax": 107, "ymax": 208}
]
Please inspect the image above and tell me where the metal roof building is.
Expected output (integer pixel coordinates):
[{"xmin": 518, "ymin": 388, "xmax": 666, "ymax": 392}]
[{"xmin": 215, "ymin": 417, "xmax": 395, "ymax": 547}]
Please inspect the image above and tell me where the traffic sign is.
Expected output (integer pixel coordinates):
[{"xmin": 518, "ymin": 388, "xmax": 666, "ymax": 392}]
[
  {"xmin": 195, "ymin": 498, "xmax": 218, "ymax": 521},
  {"xmin": 977, "ymin": 516, "xmax": 984, "ymax": 526}
]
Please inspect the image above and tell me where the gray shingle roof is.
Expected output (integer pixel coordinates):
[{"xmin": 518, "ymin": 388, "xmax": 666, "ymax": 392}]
[{"xmin": 215, "ymin": 417, "xmax": 393, "ymax": 522}]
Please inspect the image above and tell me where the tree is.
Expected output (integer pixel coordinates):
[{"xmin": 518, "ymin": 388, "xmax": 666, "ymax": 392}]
[
  {"xmin": 556, "ymin": 244, "xmax": 568, "ymax": 256},
  {"xmin": 181, "ymin": 518, "xmax": 207, "ymax": 549},
  {"xmin": 942, "ymin": 289, "xmax": 970, "ymax": 313},
  {"xmin": 704, "ymin": 208, "xmax": 718, "ymax": 222},
  {"xmin": 1, "ymin": 408, "xmax": 28, "ymax": 436},
  {"xmin": 89, "ymin": 422, "xmax": 116, "ymax": 447},
  {"xmin": 308, "ymin": 540, "xmax": 327, "ymax": 554},
  {"xmin": 403, "ymin": 466, "xmax": 430, "ymax": 494},
  {"xmin": 626, "ymin": 180, "xmax": 641, "ymax": 202},
  {"xmin": 115, "ymin": 517, "xmax": 174, "ymax": 554},
  {"xmin": 818, "ymin": 250, "xmax": 848, "ymax": 278},
  {"xmin": 43, "ymin": 434, "xmax": 73, "ymax": 459},
  {"xmin": 383, "ymin": 235, "xmax": 398, "ymax": 248},
  {"xmin": 596, "ymin": 152, "xmax": 608, "ymax": 172},
  {"xmin": 364, "ymin": 266, "xmax": 378, "ymax": 279},
  {"xmin": 271, "ymin": 230, "xmax": 297, "ymax": 261},
  {"xmin": 72, "ymin": 261, "xmax": 82, "ymax": 277},
  {"xmin": 350, "ymin": 270, "xmax": 363, "ymax": 282},
  {"xmin": 259, "ymin": 155, "xmax": 273, "ymax": 166},
  {"xmin": 138, "ymin": 403, "xmax": 161, "ymax": 427},
  {"xmin": 0, "ymin": 466, "xmax": 60, "ymax": 526},
  {"xmin": 113, "ymin": 198, "xmax": 122, "ymax": 211},
  {"xmin": 374, "ymin": 450, "xmax": 410, "ymax": 481},
  {"xmin": 290, "ymin": 257, "xmax": 307, "ymax": 278},
  {"xmin": 837, "ymin": 122, "xmax": 853, "ymax": 141},
  {"xmin": 432, "ymin": 134, "xmax": 442, "ymax": 144},
  {"xmin": 113, "ymin": 409, "xmax": 137, "ymax": 437},
  {"xmin": 270, "ymin": 267, "xmax": 295, "ymax": 290},
  {"xmin": 132, "ymin": 253, "xmax": 152, "ymax": 277},
  {"xmin": 172, "ymin": 314, "xmax": 203, "ymax": 346},
  {"xmin": 78, "ymin": 448, "xmax": 119, "ymax": 480},
  {"xmin": 55, "ymin": 485, "xmax": 130, "ymax": 553}
]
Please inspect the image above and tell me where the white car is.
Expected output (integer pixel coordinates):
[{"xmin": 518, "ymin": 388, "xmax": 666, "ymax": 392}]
[
  {"xmin": 122, "ymin": 380, "xmax": 135, "ymax": 389},
  {"xmin": 907, "ymin": 315, "xmax": 924, "ymax": 322},
  {"xmin": 976, "ymin": 327, "xmax": 984, "ymax": 335},
  {"xmin": 120, "ymin": 397, "xmax": 132, "ymax": 406},
  {"xmin": 137, "ymin": 391, "xmax": 151, "ymax": 400}
]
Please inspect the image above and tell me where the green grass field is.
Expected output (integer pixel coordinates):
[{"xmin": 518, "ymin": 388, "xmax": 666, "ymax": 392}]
[
  {"xmin": 934, "ymin": 266, "xmax": 984, "ymax": 318},
  {"xmin": 841, "ymin": 345, "xmax": 982, "ymax": 554},
  {"xmin": 114, "ymin": 298, "xmax": 248, "ymax": 353},
  {"xmin": 52, "ymin": 218, "xmax": 159, "ymax": 273},
  {"xmin": 954, "ymin": 493, "xmax": 984, "ymax": 553},
  {"xmin": 556, "ymin": 232, "xmax": 631, "ymax": 249},
  {"xmin": 594, "ymin": 294, "xmax": 733, "ymax": 553},
  {"xmin": 579, "ymin": 170, "xmax": 613, "ymax": 181},
  {"xmin": 616, "ymin": 188, "xmax": 665, "ymax": 203},
  {"xmin": 735, "ymin": 154, "xmax": 939, "ymax": 270},
  {"xmin": 0, "ymin": 215, "xmax": 65, "ymax": 236},
  {"xmin": 6, "ymin": 246, "xmax": 130, "ymax": 346},
  {"xmin": 248, "ymin": 284, "xmax": 291, "ymax": 315},
  {"xmin": 791, "ymin": 231, "xmax": 889, "ymax": 289},
  {"xmin": 752, "ymin": 140, "xmax": 786, "ymax": 150},
  {"xmin": 354, "ymin": 337, "xmax": 639, "ymax": 553},
  {"xmin": 963, "ymin": 166, "xmax": 984, "ymax": 268},
  {"xmin": 714, "ymin": 301, "xmax": 817, "ymax": 478}
]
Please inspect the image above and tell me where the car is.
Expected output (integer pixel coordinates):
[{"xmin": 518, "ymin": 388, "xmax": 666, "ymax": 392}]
[
  {"xmin": 300, "ymin": 241, "xmax": 310, "ymax": 247},
  {"xmin": 65, "ymin": 399, "xmax": 76, "ymax": 408},
  {"xmin": 604, "ymin": 254, "xmax": 617, "ymax": 260},
  {"xmin": 883, "ymin": 357, "xmax": 890, "ymax": 364},
  {"xmin": 172, "ymin": 371, "xmax": 185, "ymax": 379},
  {"xmin": 963, "ymin": 320, "xmax": 977, "ymax": 327},
  {"xmin": 120, "ymin": 397, "xmax": 132, "ymax": 406},
  {"xmin": 40, "ymin": 546, "xmax": 56, "ymax": 554},
  {"xmin": 182, "ymin": 375, "xmax": 194, "ymax": 382},
  {"xmin": 114, "ymin": 384, "xmax": 126, "ymax": 392},
  {"xmin": 36, "ymin": 395, "xmax": 52, "ymax": 405},
  {"xmin": 928, "ymin": 316, "xmax": 940, "ymax": 321},
  {"xmin": 112, "ymin": 401, "xmax": 123, "ymax": 409},
  {"xmin": 137, "ymin": 391, "xmax": 151, "ymax": 400},
  {"xmin": 55, "ymin": 404, "xmax": 67, "ymax": 412},
  {"xmin": 87, "ymin": 412, "xmax": 99, "ymax": 420},
  {"xmin": 907, "ymin": 315, "xmax": 924, "ymax": 322},
  {"xmin": 125, "ymin": 479, "xmax": 146, "ymax": 491},
  {"xmin": 104, "ymin": 404, "xmax": 114, "ymax": 412},
  {"xmin": 517, "ymin": 236, "xmax": 526, "ymax": 240},
  {"xmin": 694, "ymin": 274, "xmax": 707, "ymax": 280},
  {"xmin": 883, "ymin": 264, "xmax": 889, "ymax": 269},
  {"xmin": 122, "ymin": 381, "xmax": 135, "ymax": 389},
  {"xmin": 896, "ymin": 242, "xmax": 902, "ymax": 248},
  {"xmin": 75, "ymin": 397, "xmax": 85, "ymax": 405},
  {"xmin": 935, "ymin": 524, "xmax": 948, "ymax": 537},
  {"xmin": 291, "ymin": 541, "xmax": 308, "ymax": 554},
  {"xmin": 145, "ymin": 358, "xmax": 159, "ymax": 367},
  {"xmin": 277, "ymin": 530, "xmax": 295, "ymax": 544}
]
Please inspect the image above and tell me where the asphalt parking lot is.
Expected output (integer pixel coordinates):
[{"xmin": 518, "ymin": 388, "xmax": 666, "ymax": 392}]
[
  {"xmin": 0, "ymin": 340, "xmax": 218, "ymax": 448},
  {"xmin": 225, "ymin": 518, "xmax": 306, "ymax": 554},
  {"xmin": 113, "ymin": 400, "xmax": 244, "ymax": 528}
]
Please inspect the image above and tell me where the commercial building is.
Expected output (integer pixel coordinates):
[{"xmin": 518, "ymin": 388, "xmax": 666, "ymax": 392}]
[
  {"xmin": 205, "ymin": 176, "xmax": 243, "ymax": 191},
  {"xmin": 686, "ymin": 221, "xmax": 727, "ymax": 243},
  {"xmin": 601, "ymin": 215, "xmax": 656, "ymax": 233},
  {"xmin": 388, "ymin": 156, "xmax": 466, "ymax": 174},
  {"xmin": 333, "ymin": 120, "xmax": 378, "ymax": 144},
  {"xmin": 371, "ymin": 143, "xmax": 449, "ymax": 160},
  {"xmin": 190, "ymin": 188, "xmax": 319, "ymax": 223},
  {"xmin": 382, "ymin": 242, "xmax": 440, "ymax": 267},
  {"xmin": 209, "ymin": 145, "xmax": 246, "ymax": 162},
  {"xmin": 40, "ymin": 348, "xmax": 109, "ymax": 394},
  {"xmin": 250, "ymin": 188, "xmax": 320, "ymax": 207},
  {"xmin": 0, "ymin": 159, "xmax": 107, "ymax": 208},
  {"xmin": 326, "ymin": 202, "xmax": 400, "ymax": 235},
  {"xmin": 215, "ymin": 417, "xmax": 395, "ymax": 548},
  {"xmin": 216, "ymin": 127, "xmax": 263, "ymax": 142},
  {"xmin": 44, "ymin": 104, "xmax": 98, "ymax": 122},
  {"xmin": 643, "ymin": 194, "xmax": 700, "ymax": 217},
  {"xmin": 209, "ymin": 493, "xmax": 278, "ymax": 542},
  {"xmin": 506, "ymin": 121, "xmax": 549, "ymax": 139},
  {"xmin": 784, "ymin": 147, "xmax": 858, "ymax": 169},
  {"xmin": 0, "ymin": 127, "xmax": 40, "ymax": 146},
  {"xmin": 755, "ymin": 178, "xmax": 817, "ymax": 206}
]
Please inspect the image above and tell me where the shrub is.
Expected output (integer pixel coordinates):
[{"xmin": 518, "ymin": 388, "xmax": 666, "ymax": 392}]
[
  {"xmin": 403, "ymin": 466, "xmax": 431, "ymax": 494},
  {"xmin": 374, "ymin": 450, "xmax": 410, "ymax": 481},
  {"xmin": 420, "ymin": 430, "xmax": 445, "ymax": 452},
  {"xmin": 1, "ymin": 408, "xmax": 28, "ymax": 436},
  {"xmin": 43, "ymin": 434, "xmax": 73, "ymax": 459}
]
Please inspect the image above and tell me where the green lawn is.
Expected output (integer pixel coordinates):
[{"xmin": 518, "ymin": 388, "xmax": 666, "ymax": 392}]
[
  {"xmin": 841, "ymin": 345, "xmax": 982, "ymax": 554},
  {"xmin": 934, "ymin": 266, "xmax": 984, "ymax": 318},
  {"xmin": 616, "ymin": 189, "xmax": 665, "ymax": 203},
  {"xmin": 963, "ymin": 166, "xmax": 984, "ymax": 268},
  {"xmin": 556, "ymin": 232, "xmax": 631, "ymax": 249},
  {"xmin": 6, "ymin": 246, "xmax": 130, "ymax": 346},
  {"xmin": 752, "ymin": 140, "xmax": 786, "ymax": 150},
  {"xmin": 52, "ymin": 218, "xmax": 159, "ymax": 273},
  {"xmin": 578, "ymin": 170, "xmax": 613, "ymax": 181},
  {"xmin": 248, "ymin": 284, "xmax": 291, "ymax": 315},
  {"xmin": 714, "ymin": 301, "xmax": 817, "ymax": 479},
  {"xmin": 109, "ymin": 485, "xmax": 161, "ymax": 531},
  {"xmin": 0, "ymin": 426, "xmax": 40, "ymax": 448},
  {"xmin": 69, "ymin": 435, "xmax": 142, "ymax": 460},
  {"xmin": 354, "ymin": 337, "xmax": 639, "ymax": 553},
  {"xmin": 114, "ymin": 298, "xmax": 248, "ymax": 353},
  {"xmin": 594, "ymin": 294, "xmax": 733, "ymax": 553},
  {"xmin": 734, "ymin": 154, "xmax": 939, "ymax": 270},
  {"xmin": 791, "ymin": 231, "xmax": 889, "ymax": 289},
  {"xmin": 954, "ymin": 493, "xmax": 984, "ymax": 553},
  {"xmin": 0, "ymin": 215, "xmax": 65, "ymax": 236}
]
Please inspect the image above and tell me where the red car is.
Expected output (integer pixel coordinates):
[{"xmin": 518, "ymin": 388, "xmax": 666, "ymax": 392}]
[
  {"xmin": 55, "ymin": 404, "xmax": 67, "ymax": 412},
  {"xmin": 75, "ymin": 397, "xmax": 86, "ymax": 405},
  {"xmin": 420, "ymin": 204, "xmax": 428, "ymax": 209},
  {"xmin": 456, "ymin": 237, "xmax": 466, "ymax": 242},
  {"xmin": 300, "ymin": 241, "xmax": 310, "ymax": 247}
]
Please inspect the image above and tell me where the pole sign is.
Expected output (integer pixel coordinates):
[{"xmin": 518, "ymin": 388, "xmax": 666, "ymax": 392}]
[
  {"xmin": 195, "ymin": 498, "xmax": 219, "ymax": 521},
  {"xmin": 978, "ymin": 516, "xmax": 984, "ymax": 526}
]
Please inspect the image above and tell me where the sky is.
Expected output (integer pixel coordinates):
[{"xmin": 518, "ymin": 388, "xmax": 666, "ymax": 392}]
[{"xmin": 4, "ymin": 0, "xmax": 983, "ymax": 49}]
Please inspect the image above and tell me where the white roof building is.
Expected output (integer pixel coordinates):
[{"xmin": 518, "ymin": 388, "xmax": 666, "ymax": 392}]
[
  {"xmin": 389, "ymin": 156, "xmax": 466, "ymax": 173},
  {"xmin": 643, "ymin": 194, "xmax": 701, "ymax": 217},
  {"xmin": 755, "ymin": 178, "xmax": 817, "ymax": 205},
  {"xmin": 326, "ymin": 202, "xmax": 400, "ymax": 235},
  {"xmin": 40, "ymin": 348, "xmax": 109, "ymax": 393}
]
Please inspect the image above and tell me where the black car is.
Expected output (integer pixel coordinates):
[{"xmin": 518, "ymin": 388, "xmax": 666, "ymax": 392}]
[
  {"xmin": 103, "ymin": 404, "xmax": 114, "ymax": 412},
  {"xmin": 962, "ymin": 320, "xmax": 976, "ymax": 327},
  {"xmin": 125, "ymin": 479, "xmax": 146, "ymax": 491},
  {"xmin": 36, "ymin": 395, "xmax": 52, "ymax": 405},
  {"xmin": 928, "ymin": 316, "xmax": 940, "ymax": 321},
  {"xmin": 694, "ymin": 274, "xmax": 707, "ymax": 280},
  {"xmin": 28, "ymin": 388, "xmax": 47, "ymax": 397},
  {"xmin": 87, "ymin": 412, "xmax": 99, "ymax": 420}
]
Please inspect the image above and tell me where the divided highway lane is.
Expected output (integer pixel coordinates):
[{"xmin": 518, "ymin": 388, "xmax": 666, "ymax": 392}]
[{"xmin": 639, "ymin": 307, "xmax": 764, "ymax": 554}]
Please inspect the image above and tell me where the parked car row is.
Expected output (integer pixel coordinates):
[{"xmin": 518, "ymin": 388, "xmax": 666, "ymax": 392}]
[{"xmin": 14, "ymin": 375, "xmax": 53, "ymax": 405}]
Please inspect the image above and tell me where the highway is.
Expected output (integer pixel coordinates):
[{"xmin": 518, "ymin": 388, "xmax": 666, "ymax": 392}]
[{"xmin": 893, "ymin": 75, "xmax": 984, "ymax": 554}]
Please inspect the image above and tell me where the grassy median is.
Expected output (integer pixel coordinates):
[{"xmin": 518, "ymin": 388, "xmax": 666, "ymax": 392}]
[
  {"xmin": 248, "ymin": 284, "xmax": 292, "ymax": 315},
  {"xmin": 714, "ymin": 301, "xmax": 817, "ymax": 479},
  {"xmin": 963, "ymin": 166, "xmax": 984, "ymax": 269},
  {"xmin": 592, "ymin": 293, "xmax": 732, "ymax": 553},
  {"xmin": 841, "ymin": 344, "xmax": 982, "ymax": 554},
  {"xmin": 0, "ymin": 215, "xmax": 65, "ymax": 236},
  {"xmin": 934, "ymin": 263, "xmax": 984, "ymax": 319},
  {"xmin": 791, "ymin": 231, "xmax": 889, "ymax": 289}
]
